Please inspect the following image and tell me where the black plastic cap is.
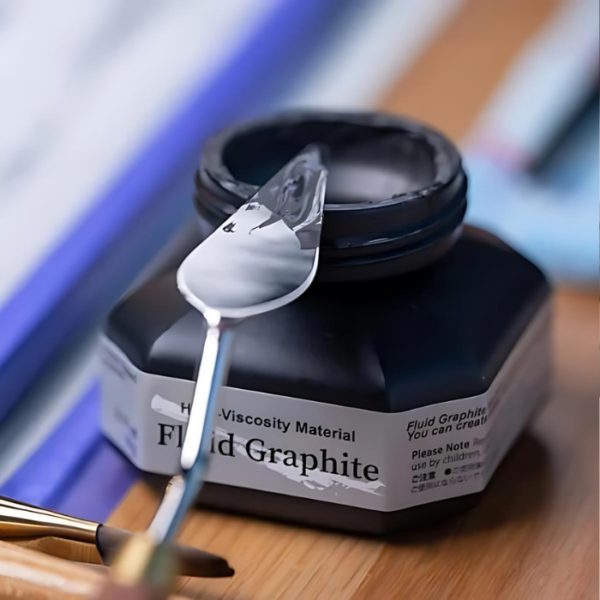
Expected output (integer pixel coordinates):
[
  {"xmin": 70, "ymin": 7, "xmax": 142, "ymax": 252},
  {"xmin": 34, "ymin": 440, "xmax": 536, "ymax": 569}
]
[{"xmin": 195, "ymin": 112, "xmax": 467, "ymax": 281}]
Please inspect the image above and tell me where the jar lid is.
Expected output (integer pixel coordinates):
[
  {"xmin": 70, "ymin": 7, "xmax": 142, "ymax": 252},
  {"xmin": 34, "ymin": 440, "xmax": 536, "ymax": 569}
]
[{"xmin": 195, "ymin": 112, "xmax": 467, "ymax": 281}]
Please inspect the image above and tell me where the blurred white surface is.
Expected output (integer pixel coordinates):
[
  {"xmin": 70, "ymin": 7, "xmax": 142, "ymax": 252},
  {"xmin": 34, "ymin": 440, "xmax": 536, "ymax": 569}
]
[
  {"xmin": 0, "ymin": 0, "xmax": 275, "ymax": 309},
  {"xmin": 0, "ymin": 331, "xmax": 97, "ymax": 484},
  {"xmin": 283, "ymin": 0, "xmax": 464, "ymax": 110}
]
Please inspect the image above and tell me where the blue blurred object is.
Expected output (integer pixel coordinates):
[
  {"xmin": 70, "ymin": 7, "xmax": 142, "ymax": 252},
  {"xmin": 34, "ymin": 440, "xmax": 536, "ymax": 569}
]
[
  {"xmin": 535, "ymin": 91, "xmax": 599, "ymax": 193},
  {"xmin": 466, "ymin": 90, "xmax": 599, "ymax": 285},
  {"xmin": 466, "ymin": 157, "xmax": 598, "ymax": 285},
  {"xmin": 0, "ymin": 383, "xmax": 137, "ymax": 522}
]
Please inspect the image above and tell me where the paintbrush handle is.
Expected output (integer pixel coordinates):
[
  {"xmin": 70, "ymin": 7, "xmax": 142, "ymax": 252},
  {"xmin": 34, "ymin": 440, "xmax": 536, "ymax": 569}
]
[
  {"xmin": 0, "ymin": 539, "xmax": 100, "ymax": 600},
  {"xmin": 0, "ymin": 539, "xmax": 182, "ymax": 599},
  {"xmin": 96, "ymin": 526, "xmax": 233, "ymax": 577},
  {"xmin": 4, "ymin": 526, "xmax": 233, "ymax": 578},
  {"xmin": 10, "ymin": 536, "xmax": 102, "ymax": 565}
]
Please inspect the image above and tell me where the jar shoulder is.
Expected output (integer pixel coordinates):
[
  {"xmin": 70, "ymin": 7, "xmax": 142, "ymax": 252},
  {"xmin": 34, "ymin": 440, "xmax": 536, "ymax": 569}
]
[{"xmin": 105, "ymin": 230, "xmax": 550, "ymax": 413}]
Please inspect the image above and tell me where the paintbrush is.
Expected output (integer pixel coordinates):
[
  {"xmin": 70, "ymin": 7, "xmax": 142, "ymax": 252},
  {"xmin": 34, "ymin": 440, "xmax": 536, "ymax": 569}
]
[
  {"xmin": 102, "ymin": 145, "xmax": 327, "ymax": 598},
  {"xmin": 0, "ymin": 495, "xmax": 233, "ymax": 577}
]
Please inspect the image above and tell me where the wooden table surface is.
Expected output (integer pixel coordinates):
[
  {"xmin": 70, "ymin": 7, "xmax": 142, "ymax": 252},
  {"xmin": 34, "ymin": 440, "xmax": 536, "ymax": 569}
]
[{"xmin": 108, "ymin": 2, "xmax": 599, "ymax": 598}]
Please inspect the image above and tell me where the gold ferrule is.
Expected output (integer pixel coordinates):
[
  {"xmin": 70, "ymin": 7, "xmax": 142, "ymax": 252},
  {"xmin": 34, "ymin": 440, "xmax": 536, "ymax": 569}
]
[{"xmin": 0, "ymin": 496, "xmax": 98, "ymax": 543}]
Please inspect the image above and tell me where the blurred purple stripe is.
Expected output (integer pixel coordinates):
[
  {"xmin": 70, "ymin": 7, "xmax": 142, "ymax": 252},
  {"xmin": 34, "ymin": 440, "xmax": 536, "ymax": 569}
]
[
  {"xmin": 0, "ymin": 0, "xmax": 332, "ymax": 419},
  {"xmin": 0, "ymin": 385, "xmax": 102, "ymax": 507},
  {"xmin": 52, "ymin": 439, "xmax": 139, "ymax": 523},
  {"xmin": 0, "ymin": 383, "xmax": 139, "ymax": 522}
]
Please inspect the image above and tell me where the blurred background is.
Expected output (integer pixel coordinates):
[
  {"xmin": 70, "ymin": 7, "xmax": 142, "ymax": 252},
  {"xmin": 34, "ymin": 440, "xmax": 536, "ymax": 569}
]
[{"xmin": 0, "ymin": 0, "xmax": 597, "ymax": 523}]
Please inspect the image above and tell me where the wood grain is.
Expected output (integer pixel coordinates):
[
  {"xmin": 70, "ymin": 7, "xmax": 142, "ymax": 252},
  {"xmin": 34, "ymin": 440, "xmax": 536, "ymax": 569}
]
[{"xmin": 108, "ymin": 290, "xmax": 599, "ymax": 599}]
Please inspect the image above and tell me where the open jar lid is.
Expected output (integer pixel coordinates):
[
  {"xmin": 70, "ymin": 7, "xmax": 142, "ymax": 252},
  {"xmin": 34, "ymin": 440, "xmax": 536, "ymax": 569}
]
[{"xmin": 195, "ymin": 112, "xmax": 467, "ymax": 281}]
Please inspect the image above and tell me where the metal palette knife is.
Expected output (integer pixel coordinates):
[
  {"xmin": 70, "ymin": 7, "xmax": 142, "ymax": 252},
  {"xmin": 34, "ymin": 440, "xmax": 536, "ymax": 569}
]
[
  {"xmin": 149, "ymin": 145, "xmax": 327, "ymax": 545},
  {"xmin": 104, "ymin": 146, "xmax": 326, "ymax": 597}
]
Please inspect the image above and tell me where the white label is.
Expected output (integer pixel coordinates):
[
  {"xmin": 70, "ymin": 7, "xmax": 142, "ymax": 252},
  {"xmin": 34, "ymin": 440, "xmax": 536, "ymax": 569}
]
[{"xmin": 101, "ymin": 302, "xmax": 551, "ymax": 512}]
